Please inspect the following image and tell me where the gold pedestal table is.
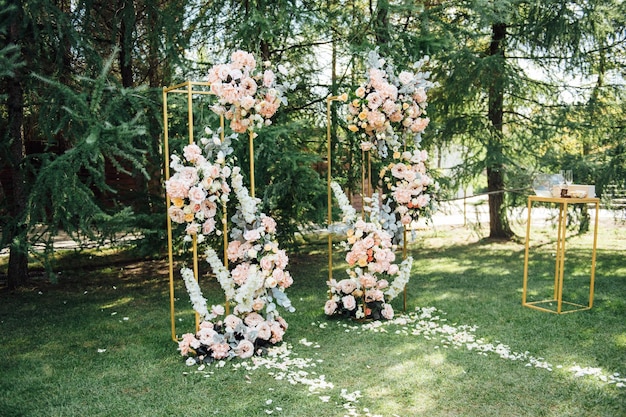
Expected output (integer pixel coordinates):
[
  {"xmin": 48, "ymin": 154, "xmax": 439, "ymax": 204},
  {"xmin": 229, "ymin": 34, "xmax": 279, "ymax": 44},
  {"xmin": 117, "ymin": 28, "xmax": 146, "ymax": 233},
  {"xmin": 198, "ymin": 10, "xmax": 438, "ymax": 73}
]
[{"xmin": 522, "ymin": 196, "xmax": 600, "ymax": 314}]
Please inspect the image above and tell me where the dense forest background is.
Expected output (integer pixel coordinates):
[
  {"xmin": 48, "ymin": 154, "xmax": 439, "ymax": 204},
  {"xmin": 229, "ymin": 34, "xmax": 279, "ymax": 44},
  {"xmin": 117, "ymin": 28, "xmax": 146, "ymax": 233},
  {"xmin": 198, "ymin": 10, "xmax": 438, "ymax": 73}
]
[{"xmin": 1, "ymin": 0, "xmax": 625, "ymax": 289}]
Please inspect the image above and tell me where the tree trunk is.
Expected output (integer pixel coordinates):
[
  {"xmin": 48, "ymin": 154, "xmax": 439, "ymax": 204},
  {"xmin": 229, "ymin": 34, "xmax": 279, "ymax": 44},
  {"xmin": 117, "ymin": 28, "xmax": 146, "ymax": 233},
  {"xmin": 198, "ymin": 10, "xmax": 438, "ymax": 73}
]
[
  {"xmin": 486, "ymin": 22, "xmax": 513, "ymax": 239},
  {"xmin": 6, "ymin": 1, "xmax": 29, "ymax": 289},
  {"xmin": 119, "ymin": 0, "xmax": 135, "ymax": 88}
]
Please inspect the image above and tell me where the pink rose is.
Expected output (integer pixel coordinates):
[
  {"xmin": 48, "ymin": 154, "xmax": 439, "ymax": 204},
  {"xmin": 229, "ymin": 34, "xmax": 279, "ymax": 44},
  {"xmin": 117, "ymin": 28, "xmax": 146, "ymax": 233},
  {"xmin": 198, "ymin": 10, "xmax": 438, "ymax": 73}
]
[
  {"xmin": 244, "ymin": 312, "xmax": 264, "ymax": 327},
  {"xmin": 251, "ymin": 298, "xmax": 265, "ymax": 311},
  {"xmin": 342, "ymin": 295, "xmax": 357, "ymax": 311},
  {"xmin": 235, "ymin": 339, "xmax": 255, "ymax": 359},
  {"xmin": 260, "ymin": 255, "xmax": 274, "ymax": 271},
  {"xmin": 324, "ymin": 299, "xmax": 338, "ymax": 315},
  {"xmin": 168, "ymin": 206, "xmax": 185, "ymax": 224},
  {"xmin": 224, "ymin": 314, "xmax": 243, "ymax": 330},
  {"xmin": 255, "ymin": 322, "xmax": 272, "ymax": 340},
  {"xmin": 261, "ymin": 215, "xmax": 277, "ymax": 233},
  {"xmin": 388, "ymin": 264, "xmax": 399, "ymax": 275},
  {"xmin": 338, "ymin": 279, "xmax": 357, "ymax": 294},
  {"xmin": 398, "ymin": 71, "xmax": 414, "ymax": 85},
  {"xmin": 381, "ymin": 303, "xmax": 394, "ymax": 320},
  {"xmin": 240, "ymin": 77, "xmax": 258, "ymax": 96},
  {"xmin": 187, "ymin": 186, "xmax": 207, "ymax": 204}
]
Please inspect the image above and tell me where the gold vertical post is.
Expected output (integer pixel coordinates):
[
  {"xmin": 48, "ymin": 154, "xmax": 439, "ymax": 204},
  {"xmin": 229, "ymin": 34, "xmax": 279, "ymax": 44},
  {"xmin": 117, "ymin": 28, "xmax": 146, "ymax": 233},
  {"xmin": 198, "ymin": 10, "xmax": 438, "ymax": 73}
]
[
  {"xmin": 521, "ymin": 197, "xmax": 532, "ymax": 306},
  {"xmin": 325, "ymin": 94, "xmax": 347, "ymax": 284},
  {"xmin": 163, "ymin": 81, "xmax": 214, "ymax": 341},
  {"xmin": 163, "ymin": 87, "xmax": 177, "ymax": 343},
  {"xmin": 589, "ymin": 200, "xmax": 599, "ymax": 308}
]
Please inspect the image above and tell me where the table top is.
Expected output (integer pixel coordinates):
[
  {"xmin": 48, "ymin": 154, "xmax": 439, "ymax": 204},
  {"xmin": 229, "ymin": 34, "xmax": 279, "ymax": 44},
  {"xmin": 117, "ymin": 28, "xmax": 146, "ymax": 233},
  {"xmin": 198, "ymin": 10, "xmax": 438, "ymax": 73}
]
[{"xmin": 529, "ymin": 195, "xmax": 600, "ymax": 204}]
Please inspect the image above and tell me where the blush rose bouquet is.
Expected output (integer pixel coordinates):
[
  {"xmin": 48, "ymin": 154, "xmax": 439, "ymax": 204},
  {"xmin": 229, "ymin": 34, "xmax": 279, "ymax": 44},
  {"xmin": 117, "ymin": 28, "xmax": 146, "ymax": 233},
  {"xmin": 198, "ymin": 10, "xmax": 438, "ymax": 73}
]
[
  {"xmin": 171, "ymin": 140, "xmax": 294, "ymax": 363},
  {"xmin": 208, "ymin": 50, "xmax": 290, "ymax": 135},
  {"xmin": 326, "ymin": 182, "xmax": 413, "ymax": 321},
  {"xmin": 379, "ymin": 148, "xmax": 437, "ymax": 233},
  {"xmin": 346, "ymin": 49, "xmax": 434, "ymax": 158},
  {"xmin": 178, "ymin": 267, "xmax": 288, "ymax": 363},
  {"xmin": 165, "ymin": 141, "xmax": 231, "ymax": 242}
]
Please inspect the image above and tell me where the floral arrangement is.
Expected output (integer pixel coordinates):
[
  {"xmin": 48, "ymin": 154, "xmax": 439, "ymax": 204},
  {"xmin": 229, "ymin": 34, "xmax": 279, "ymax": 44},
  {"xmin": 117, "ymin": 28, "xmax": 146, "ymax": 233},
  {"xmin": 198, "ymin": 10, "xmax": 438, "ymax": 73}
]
[
  {"xmin": 178, "ymin": 267, "xmax": 289, "ymax": 362},
  {"xmin": 346, "ymin": 49, "xmax": 434, "ymax": 157},
  {"xmin": 379, "ymin": 148, "xmax": 437, "ymax": 230},
  {"xmin": 175, "ymin": 144, "xmax": 295, "ymax": 363},
  {"xmin": 207, "ymin": 50, "xmax": 289, "ymax": 135},
  {"xmin": 325, "ymin": 182, "xmax": 413, "ymax": 321},
  {"xmin": 165, "ymin": 140, "xmax": 231, "ymax": 243}
]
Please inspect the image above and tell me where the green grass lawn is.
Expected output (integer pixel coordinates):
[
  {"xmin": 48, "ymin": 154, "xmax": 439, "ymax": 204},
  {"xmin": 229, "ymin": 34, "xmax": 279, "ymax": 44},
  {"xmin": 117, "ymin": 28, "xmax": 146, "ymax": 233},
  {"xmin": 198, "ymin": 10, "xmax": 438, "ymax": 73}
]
[{"xmin": 1, "ymin": 222, "xmax": 625, "ymax": 416}]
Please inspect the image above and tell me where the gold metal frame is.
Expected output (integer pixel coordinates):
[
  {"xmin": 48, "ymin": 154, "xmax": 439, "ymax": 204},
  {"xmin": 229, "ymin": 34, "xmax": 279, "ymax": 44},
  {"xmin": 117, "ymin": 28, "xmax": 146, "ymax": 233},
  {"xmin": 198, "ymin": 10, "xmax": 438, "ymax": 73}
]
[
  {"xmin": 522, "ymin": 196, "xmax": 600, "ymax": 314},
  {"xmin": 325, "ymin": 95, "xmax": 408, "ymax": 311},
  {"xmin": 163, "ymin": 81, "xmax": 230, "ymax": 342}
]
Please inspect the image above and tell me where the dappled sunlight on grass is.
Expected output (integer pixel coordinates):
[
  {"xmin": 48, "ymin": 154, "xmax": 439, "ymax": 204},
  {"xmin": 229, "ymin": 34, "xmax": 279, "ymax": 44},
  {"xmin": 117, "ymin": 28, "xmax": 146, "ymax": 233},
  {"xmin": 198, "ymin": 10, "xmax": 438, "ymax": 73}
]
[{"xmin": 100, "ymin": 296, "xmax": 135, "ymax": 309}]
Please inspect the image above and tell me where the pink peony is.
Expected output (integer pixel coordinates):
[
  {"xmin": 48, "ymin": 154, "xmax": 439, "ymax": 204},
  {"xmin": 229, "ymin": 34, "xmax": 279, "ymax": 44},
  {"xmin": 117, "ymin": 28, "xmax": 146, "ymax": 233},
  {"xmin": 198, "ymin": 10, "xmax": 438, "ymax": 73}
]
[
  {"xmin": 185, "ymin": 222, "xmax": 200, "ymax": 235},
  {"xmin": 279, "ymin": 271, "xmax": 293, "ymax": 288},
  {"xmin": 211, "ymin": 342, "xmax": 230, "ymax": 359},
  {"xmin": 227, "ymin": 240, "xmax": 242, "ymax": 261},
  {"xmin": 178, "ymin": 333, "xmax": 196, "ymax": 356},
  {"xmin": 166, "ymin": 178, "xmax": 190, "ymax": 199},
  {"xmin": 183, "ymin": 143, "xmax": 202, "ymax": 163},
  {"xmin": 231, "ymin": 263, "xmax": 250, "ymax": 285},
  {"xmin": 231, "ymin": 50, "xmax": 256, "ymax": 70},
  {"xmin": 211, "ymin": 305, "xmax": 225, "ymax": 316},
  {"xmin": 270, "ymin": 321, "xmax": 285, "ymax": 343},
  {"xmin": 202, "ymin": 218, "xmax": 216, "ymax": 234}
]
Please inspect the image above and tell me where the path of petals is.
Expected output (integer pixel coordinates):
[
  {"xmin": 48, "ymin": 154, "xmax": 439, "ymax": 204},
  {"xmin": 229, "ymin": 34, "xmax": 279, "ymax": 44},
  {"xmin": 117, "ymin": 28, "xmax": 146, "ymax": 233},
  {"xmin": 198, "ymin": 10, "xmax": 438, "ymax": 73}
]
[
  {"xmin": 184, "ymin": 306, "xmax": 623, "ymax": 417},
  {"xmin": 185, "ymin": 340, "xmax": 380, "ymax": 416},
  {"xmin": 352, "ymin": 306, "xmax": 626, "ymax": 389}
]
